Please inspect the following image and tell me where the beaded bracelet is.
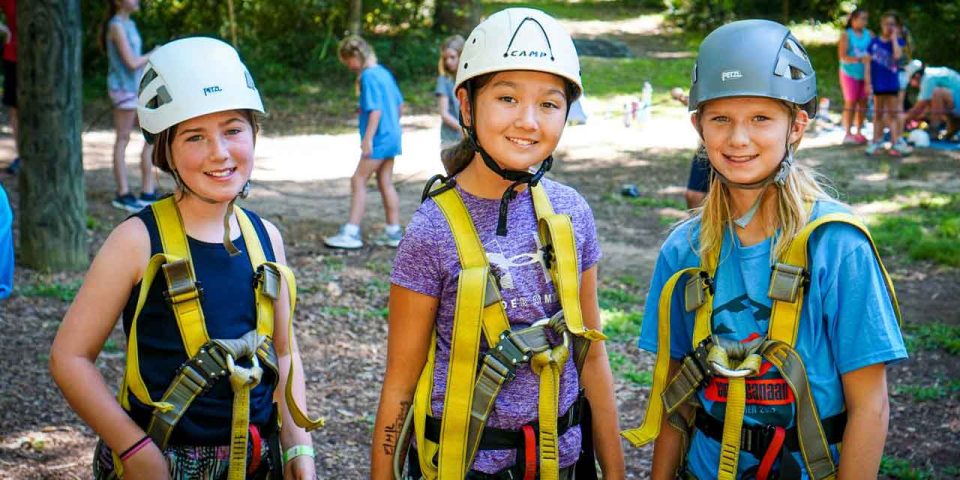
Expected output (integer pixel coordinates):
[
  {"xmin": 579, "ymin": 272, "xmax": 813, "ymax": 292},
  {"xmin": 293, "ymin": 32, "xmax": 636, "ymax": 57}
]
[
  {"xmin": 283, "ymin": 445, "xmax": 316, "ymax": 464},
  {"xmin": 119, "ymin": 435, "xmax": 152, "ymax": 461}
]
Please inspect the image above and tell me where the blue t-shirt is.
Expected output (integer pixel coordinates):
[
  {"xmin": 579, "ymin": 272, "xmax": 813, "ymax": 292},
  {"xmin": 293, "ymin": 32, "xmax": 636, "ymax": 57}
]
[
  {"xmin": 0, "ymin": 184, "xmax": 13, "ymax": 299},
  {"xmin": 435, "ymin": 74, "xmax": 462, "ymax": 145},
  {"xmin": 868, "ymin": 37, "xmax": 905, "ymax": 94},
  {"xmin": 638, "ymin": 200, "xmax": 907, "ymax": 479},
  {"xmin": 918, "ymin": 66, "xmax": 960, "ymax": 115},
  {"xmin": 359, "ymin": 64, "xmax": 404, "ymax": 159},
  {"xmin": 106, "ymin": 15, "xmax": 142, "ymax": 93},
  {"xmin": 840, "ymin": 28, "xmax": 872, "ymax": 80}
]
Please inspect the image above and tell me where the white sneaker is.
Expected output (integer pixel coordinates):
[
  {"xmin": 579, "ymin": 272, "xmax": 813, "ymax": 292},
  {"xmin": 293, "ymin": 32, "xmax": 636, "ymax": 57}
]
[
  {"xmin": 324, "ymin": 225, "xmax": 363, "ymax": 249},
  {"xmin": 373, "ymin": 228, "xmax": 403, "ymax": 248}
]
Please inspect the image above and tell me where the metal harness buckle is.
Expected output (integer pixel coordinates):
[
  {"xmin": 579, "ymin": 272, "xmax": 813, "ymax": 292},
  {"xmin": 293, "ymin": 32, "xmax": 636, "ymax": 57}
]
[
  {"xmin": 684, "ymin": 271, "xmax": 714, "ymax": 312},
  {"xmin": 162, "ymin": 259, "xmax": 203, "ymax": 304},
  {"xmin": 253, "ymin": 264, "xmax": 281, "ymax": 300},
  {"xmin": 768, "ymin": 262, "xmax": 809, "ymax": 303}
]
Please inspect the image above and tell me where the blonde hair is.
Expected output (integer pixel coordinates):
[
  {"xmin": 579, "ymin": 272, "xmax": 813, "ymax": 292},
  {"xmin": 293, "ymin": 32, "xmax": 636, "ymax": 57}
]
[
  {"xmin": 438, "ymin": 35, "xmax": 465, "ymax": 77},
  {"xmin": 338, "ymin": 35, "xmax": 377, "ymax": 64},
  {"xmin": 695, "ymin": 101, "xmax": 835, "ymax": 261}
]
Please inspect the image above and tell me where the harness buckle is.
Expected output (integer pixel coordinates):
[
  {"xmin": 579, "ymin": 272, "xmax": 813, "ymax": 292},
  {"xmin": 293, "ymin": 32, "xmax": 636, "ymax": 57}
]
[
  {"xmin": 162, "ymin": 259, "xmax": 203, "ymax": 305},
  {"xmin": 768, "ymin": 262, "xmax": 809, "ymax": 303},
  {"xmin": 684, "ymin": 272, "xmax": 713, "ymax": 312},
  {"xmin": 254, "ymin": 264, "xmax": 281, "ymax": 300}
]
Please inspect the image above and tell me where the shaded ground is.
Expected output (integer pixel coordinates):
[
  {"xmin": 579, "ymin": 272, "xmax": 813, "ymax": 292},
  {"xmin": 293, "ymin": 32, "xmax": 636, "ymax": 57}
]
[{"xmin": 2, "ymin": 12, "xmax": 960, "ymax": 480}]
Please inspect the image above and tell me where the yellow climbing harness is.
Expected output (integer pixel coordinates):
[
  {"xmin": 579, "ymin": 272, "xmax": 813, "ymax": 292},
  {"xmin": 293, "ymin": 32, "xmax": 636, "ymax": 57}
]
[
  {"xmin": 402, "ymin": 179, "xmax": 605, "ymax": 480},
  {"xmin": 113, "ymin": 196, "xmax": 323, "ymax": 479},
  {"xmin": 622, "ymin": 209, "xmax": 902, "ymax": 479}
]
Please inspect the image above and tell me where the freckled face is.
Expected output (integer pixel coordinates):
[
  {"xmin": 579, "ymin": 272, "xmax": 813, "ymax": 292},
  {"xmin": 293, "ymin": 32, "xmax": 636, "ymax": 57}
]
[
  {"xmin": 170, "ymin": 110, "xmax": 255, "ymax": 202},
  {"xmin": 694, "ymin": 97, "xmax": 804, "ymax": 186}
]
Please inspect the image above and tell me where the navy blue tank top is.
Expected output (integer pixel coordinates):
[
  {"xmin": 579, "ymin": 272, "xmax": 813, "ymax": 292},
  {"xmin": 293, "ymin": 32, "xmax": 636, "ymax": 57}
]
[{"xmin": 121, "ymin": 205, "xmax": 278, "ymax": 445}]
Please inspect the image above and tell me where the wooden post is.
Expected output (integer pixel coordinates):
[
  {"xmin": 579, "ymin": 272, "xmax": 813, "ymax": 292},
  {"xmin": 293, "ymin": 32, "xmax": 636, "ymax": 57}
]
[{"xmin": 17, "ymin": 0, "xmax": 87, "ymax": 271}]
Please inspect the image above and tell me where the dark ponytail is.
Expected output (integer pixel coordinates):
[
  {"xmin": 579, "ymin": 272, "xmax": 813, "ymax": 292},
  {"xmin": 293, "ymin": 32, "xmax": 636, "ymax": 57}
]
[
  {"xmin": 99, "ymin": 0, "xmax": 118, "ymax": 52},
  {"xmin": 845, "ymin": 8, "xmax": 865, "ymax": 29}
]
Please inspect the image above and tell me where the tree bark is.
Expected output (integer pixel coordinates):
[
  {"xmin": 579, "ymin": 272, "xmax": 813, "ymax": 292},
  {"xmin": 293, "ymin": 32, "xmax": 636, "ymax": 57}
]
[
  {"xmin": 433, "ymin": 0, "xmax": 480, "ymax": 34},
  {"xmin": 349, "ymin": 0, "xmax": 362, "ymax": 35},
  {"xmin": 17, "ymin": 0, "xmax": 87, "ymax": 271}
]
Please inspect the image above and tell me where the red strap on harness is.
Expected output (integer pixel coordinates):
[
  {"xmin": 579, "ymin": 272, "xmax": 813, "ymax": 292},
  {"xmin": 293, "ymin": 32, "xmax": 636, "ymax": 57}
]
[
  {"xmin": 247, "ymin": 424, "xmax": 262, "ymax": 476},
  {"xmin": 522, "ymin": 424, "xmax": 537, "ymax": 480},
  {"xmin": 756, "ymin": 426, "xmax": 785, "ymax": 480}
]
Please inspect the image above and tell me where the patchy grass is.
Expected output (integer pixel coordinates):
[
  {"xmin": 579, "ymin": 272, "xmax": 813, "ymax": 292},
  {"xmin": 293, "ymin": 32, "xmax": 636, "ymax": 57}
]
[
  {"xmin": 15, "ymin": 280, "xmax": 82, "ymax": 302},
  {"xmin": 601, "ymin": 308, "xmax": 642, "ymax": 341},
  {"xmin": 598, "ymin": 287, "xmax": 642, "ymax": 311},
  {"xmin": 879, "ymin": 456, "xmax": 934, "ymax": 480},
  {"xmin": 894, "ymin": 380, "xmax": 960, "ymax": 402},
  {"xmin": 608, "ymin": 351, "xmax": 653, "ymax": 387},
  {"xmin": 902, "ymin": 322, "xmax": 960, "ymax": 355},
  {"xmin": 602, "ymin": 192, "xmax": 686, "ymax": 209},
  {"xmin": 484, "ymin": 0, "xmax": 657, "ymax": 21},
  {"xmin": 581, "ymin": 56, "xmax": 694, "ymax": 101},
  {"xmin": 868, "ymin": 194, "xmax": 960, "ymax": 267}
]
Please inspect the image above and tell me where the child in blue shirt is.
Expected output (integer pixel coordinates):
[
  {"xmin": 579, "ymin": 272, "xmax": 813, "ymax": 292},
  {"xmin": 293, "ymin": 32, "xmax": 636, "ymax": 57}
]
[
  {"xmin": 865, "ymin": 11, "xmax": 909, "ymax": 156},
  {"xmin": 0, "ymin": 184, "xmax": 12, "ymax": 299},
  {"xmin": 626, "ymin": 20, "xmax": 906, "ymax": 480},
  {"xmin": 324, "ymin": 36, "xmax": 405, "ymax": 250}
]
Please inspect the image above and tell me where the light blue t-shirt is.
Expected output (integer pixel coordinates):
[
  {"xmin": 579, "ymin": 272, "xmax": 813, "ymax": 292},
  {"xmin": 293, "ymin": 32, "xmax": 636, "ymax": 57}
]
[
  {"xmin": 638, "ymin": 200, "xmax": 906, "ymax": 479},
  {"xmin": 840, "ymin": 28, "xmax": 872, "ymax": 80},
  {"xmin": 435, "ymin": 74, "xmax": 462, "ymax": 145},
  {"xmin": 918, "ymin": 66, "xmax": 960, "ymax": 115},
  {"xmin": 0, "ymin": 184, "xmax": 13, "ymax": 299},
  {"xmin": 359, "ymin": 64, "xmax": 404, "ymax": 160},
  {"xmin": 106, "ymin": 15, "xmax": 142, "ymax": 93}
]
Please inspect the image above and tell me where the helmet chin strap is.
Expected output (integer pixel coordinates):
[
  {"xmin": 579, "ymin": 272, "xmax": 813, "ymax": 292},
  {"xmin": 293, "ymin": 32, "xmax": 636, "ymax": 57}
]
[
  {"xmin": 166, "ymin": 141, "xmax": 251, "ymax": 255},
  {"xmin": 461, "ymin": 83, "xmax": 561, "ymax": 236}
]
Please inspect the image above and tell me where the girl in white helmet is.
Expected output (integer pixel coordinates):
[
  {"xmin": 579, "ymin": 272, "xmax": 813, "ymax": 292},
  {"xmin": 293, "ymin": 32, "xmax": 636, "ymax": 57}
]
[
  {"xmin": 50, "ymin": 37, "xmax": 318, "ymax": 479},
  {"xmin": 372, "ymin": 8, "xmax": 624, "ymax": 480},
  {"xmin": 627, "ymin": 20, "xmax": 905, "ymax": 480}
]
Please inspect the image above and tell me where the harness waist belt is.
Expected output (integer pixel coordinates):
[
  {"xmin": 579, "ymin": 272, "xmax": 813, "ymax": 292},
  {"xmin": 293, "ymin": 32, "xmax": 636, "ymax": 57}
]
[
  {"xmin": 424, "ymin": 394, "xmax": 583, "ymax": 451},
  {"xmin": 694, "ymin": 410, "xmax": 846, "ymax": 459}
]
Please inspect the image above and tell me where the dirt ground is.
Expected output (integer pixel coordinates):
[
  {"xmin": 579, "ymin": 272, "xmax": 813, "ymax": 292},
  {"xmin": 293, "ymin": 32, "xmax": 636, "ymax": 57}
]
[{"xmin": 2, "ymin": 14, "xmax": 960, "ymax": 480}]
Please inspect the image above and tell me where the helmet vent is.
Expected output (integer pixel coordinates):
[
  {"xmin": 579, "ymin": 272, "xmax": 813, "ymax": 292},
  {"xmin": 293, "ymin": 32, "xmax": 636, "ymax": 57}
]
[
  {"xmin": 146, "ymin": 85, "xmax": 172, "ymax": 109},
  {"xmin": 244, "ymin": 70, "xmax": 257, "ymax": 90},
  {"xmin": 139, "ymin": 68, "xmax": 158, "ymax": 95}
]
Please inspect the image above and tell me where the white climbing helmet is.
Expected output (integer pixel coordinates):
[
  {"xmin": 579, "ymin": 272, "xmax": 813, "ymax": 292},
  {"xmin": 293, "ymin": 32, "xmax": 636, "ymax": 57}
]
[
  {"xmin": 904, "ymin": 59, "xmax": 924, "ymax": 81},
  {"xmin": 137, "ymin": 37, "xmax": 264, "ymax": 134},
  {"xmin": 455, "ymin": 7, "xmax": 582, "ymax": 100}
]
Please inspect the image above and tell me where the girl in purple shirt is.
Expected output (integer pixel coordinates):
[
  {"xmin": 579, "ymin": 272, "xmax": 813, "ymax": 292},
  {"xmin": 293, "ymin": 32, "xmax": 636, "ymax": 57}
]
[{"xmin": 371, "ymin": 8, "xmax": 625, "ymax": 480}]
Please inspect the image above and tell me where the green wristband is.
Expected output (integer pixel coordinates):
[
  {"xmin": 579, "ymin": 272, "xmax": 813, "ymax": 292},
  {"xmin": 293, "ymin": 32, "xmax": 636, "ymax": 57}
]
[{"xmin": 283, "ymin": 445, "xmax": 315, "ymax": 464}]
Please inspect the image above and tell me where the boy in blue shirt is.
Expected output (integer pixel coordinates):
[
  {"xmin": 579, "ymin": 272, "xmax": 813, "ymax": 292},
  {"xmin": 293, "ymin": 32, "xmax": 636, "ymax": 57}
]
[
  {"xmin": 324, "ymin": 36, "xmax": 405, "ymax": 249},
  {"xmin": 0, "ymin": 184, "xmax": 11, "ymax": 299}
]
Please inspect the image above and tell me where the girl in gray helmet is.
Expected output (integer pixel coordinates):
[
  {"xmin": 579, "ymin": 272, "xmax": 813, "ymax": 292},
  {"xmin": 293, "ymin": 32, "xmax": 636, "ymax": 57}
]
[{"xmin": 628, "ymin": 20, "xmax": 905, "ymax": 480}]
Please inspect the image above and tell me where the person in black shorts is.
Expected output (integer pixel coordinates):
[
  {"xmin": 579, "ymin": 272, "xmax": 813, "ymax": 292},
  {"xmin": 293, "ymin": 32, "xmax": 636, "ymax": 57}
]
[{"xmin": 685, "ymin": 145, "xmax": 710, "ymax": 209}]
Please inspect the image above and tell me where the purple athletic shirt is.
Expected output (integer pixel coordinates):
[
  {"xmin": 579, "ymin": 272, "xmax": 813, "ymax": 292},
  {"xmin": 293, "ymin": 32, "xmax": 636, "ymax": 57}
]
[{"xmin": 391, "ymin": 177, "xmax": 602, "ymax": 473}]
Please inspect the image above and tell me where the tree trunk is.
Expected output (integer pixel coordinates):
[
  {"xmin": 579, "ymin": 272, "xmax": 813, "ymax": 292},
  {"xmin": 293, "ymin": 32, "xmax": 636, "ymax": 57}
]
[
  {"xmin": 17, "ymin": 0, "xmax": 87, "ymax": 271},
  {"xmin": 349, "ymin": 0, "xmax": 362, "ymax": 35},
  {"xmin": 433, "ymin": 0, "xmax": 480, "ymax": 34},
  {"xmin": 782, "ymin": 0, "xmax": 790, "ymax": 26}
]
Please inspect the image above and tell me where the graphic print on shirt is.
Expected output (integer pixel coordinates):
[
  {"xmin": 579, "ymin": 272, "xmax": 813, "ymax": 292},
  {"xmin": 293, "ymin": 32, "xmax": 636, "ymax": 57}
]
[
  {"xmin": 704, "ymin": 294, "xmax": 795, "ymax": 425},
  {"xmin": 484, "ymin": 233, "xmax": 558, "ymax": 312}
]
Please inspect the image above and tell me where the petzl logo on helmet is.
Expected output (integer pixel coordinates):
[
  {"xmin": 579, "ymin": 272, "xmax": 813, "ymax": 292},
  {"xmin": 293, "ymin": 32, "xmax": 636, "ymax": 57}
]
[
  {"xmin": 721, "ymin": 70, "xmax": 743, "ymax": 82},
  {"xmin": 202, "ymin": 85, "xmax": 223, "ymax": 96},
  {"xmin": 503, "ymin": 16, "xmax": 555, "ymax": 61}
]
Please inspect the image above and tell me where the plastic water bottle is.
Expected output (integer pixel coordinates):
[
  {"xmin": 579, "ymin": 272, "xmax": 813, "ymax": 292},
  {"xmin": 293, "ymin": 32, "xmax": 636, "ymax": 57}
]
[{"xmin": 640, "ymin": 82, "xmax": 653, "ymax": 122}]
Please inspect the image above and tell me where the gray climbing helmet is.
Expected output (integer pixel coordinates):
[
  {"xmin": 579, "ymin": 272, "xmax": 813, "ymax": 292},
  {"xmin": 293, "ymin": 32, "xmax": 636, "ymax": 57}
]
[{"xmin": 688, "ymin": 19, "xmax": 817, "ymax": 117}]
